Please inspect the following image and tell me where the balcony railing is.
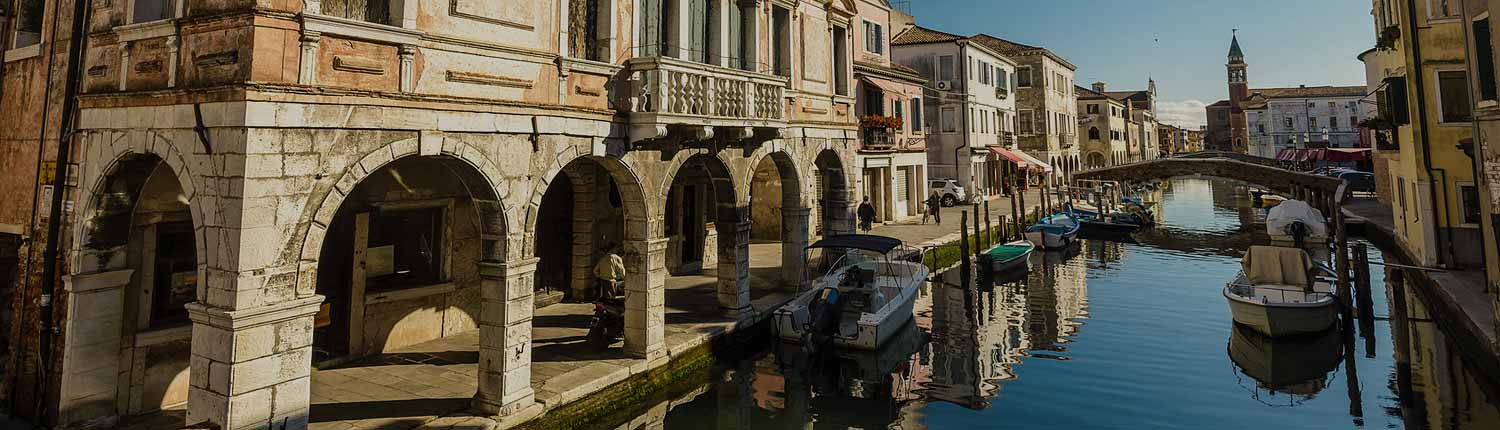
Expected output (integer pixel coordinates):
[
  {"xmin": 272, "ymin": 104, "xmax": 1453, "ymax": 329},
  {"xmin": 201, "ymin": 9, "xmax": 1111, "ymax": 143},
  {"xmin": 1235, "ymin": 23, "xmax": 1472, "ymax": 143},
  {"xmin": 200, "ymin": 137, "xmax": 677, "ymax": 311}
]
[
  {"xmin": 860, "ymin": 128, "xmax": 925, "ymax": 151},
  {"xmin": 624, "ymin": 56, "xmax": 789, "ymax": 140}
]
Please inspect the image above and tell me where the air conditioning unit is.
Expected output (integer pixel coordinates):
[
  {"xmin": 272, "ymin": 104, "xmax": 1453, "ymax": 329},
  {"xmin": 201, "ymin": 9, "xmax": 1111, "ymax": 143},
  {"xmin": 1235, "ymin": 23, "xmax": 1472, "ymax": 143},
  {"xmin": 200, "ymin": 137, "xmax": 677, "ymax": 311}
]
[{"xmin": 935, "ymin": 81, "xmax": 952, "ymax": 91}]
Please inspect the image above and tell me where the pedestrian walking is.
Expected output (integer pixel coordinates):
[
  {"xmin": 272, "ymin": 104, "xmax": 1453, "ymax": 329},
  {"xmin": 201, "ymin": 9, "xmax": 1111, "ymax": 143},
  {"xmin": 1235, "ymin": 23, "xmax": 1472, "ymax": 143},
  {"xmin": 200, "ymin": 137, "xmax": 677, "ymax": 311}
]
[
  {"xmin": 857, "ymin": 196, "xmax": 876, "ymax": 232},
  {"xmin": 924, "ymin": 191, "xmax": 942, "ymax": 225}
]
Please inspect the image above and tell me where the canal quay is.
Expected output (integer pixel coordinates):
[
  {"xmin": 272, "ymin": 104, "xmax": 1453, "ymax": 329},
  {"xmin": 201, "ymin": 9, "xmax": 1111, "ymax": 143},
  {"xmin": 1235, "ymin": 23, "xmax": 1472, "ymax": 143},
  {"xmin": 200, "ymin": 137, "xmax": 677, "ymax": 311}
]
[{"xmin": 552, "ymin": 178, "xmax": 1500, "ymax": 430}]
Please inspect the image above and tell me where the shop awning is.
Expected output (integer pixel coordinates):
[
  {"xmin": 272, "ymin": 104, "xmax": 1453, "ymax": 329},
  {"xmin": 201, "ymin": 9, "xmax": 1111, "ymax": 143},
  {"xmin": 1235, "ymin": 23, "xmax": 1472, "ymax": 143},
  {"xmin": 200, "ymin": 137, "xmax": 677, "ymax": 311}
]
[
  {"xmin": 860, "ymin": 77, "xmax": 908, "ymax": 98},
  {"xmin": 1012, "ymin": 149, "xmax": 1054, "ymax": 173},
  {"xmin": 988, "ymin": 146, "xmax": 1029, "ymax": 165},
  {"xmin": 1275, "ymin": 147, "xmax": 1371, "ymax": 162},
  {"xmin": 1323, "ymin": 147, "xmax": 1371, "ymax": 162}
]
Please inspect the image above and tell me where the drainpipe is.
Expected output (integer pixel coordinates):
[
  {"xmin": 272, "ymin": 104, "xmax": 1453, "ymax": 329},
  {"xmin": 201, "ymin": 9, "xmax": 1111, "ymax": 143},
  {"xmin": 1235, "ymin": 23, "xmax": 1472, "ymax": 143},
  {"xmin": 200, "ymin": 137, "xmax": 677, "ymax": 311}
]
[
  {"xmin": 1407, "ymin": 0, "xmax": 1453, "ymax": 268},
  {"xmin": 954, "ymin": 41, "xmax": 970, "ymax": 198},
  {"xmin": 34, "ymin": 0, "xmax": 94, "ymax": 418}
]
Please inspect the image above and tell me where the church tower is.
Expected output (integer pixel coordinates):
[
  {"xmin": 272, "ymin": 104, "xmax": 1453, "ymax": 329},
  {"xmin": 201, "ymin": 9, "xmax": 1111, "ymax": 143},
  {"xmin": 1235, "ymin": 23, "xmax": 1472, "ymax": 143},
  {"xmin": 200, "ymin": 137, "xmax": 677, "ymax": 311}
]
[{"xmin": 1227, "ymin": 31, "xmax": 1249, "ymax": 153}]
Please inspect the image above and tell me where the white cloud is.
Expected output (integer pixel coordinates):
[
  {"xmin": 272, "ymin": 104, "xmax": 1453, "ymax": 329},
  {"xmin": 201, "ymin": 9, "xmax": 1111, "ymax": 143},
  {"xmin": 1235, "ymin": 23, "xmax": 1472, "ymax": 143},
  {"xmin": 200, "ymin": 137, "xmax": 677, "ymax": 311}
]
[{"xmin": 1156, "ymin": 99, "xmax": 1210, "ymax": 130}]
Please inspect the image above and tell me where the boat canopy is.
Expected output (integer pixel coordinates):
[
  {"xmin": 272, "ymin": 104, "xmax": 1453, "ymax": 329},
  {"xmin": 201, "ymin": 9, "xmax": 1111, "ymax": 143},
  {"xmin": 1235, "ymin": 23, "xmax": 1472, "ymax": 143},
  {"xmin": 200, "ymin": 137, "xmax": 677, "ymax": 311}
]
[
  {"xmin": 807, "ymin": 234, "xmax": 905, "ymax": 254},
  {"xmin": 1242, "ymin": 246, "xmax": 1314, "ymax": 287},
  {"xmin": 1266, "ymin": 199, "xmax": 1328, "ymax": 239}
]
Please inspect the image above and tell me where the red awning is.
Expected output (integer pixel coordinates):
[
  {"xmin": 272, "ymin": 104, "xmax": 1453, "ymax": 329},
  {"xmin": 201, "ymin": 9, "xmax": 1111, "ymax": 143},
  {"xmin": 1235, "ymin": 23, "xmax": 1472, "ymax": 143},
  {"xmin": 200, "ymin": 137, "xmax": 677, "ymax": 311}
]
[
  {"xmin": 989, "ymin": 146, "xmax": 1028, "ymax": 164},
  {"xmin": 1322, "ymin": 147, "xmax": 1371, "ymax": 162},
  {"xmin": 1276, "ymin": 148, "xmax": 1297, "ymax": 160}
]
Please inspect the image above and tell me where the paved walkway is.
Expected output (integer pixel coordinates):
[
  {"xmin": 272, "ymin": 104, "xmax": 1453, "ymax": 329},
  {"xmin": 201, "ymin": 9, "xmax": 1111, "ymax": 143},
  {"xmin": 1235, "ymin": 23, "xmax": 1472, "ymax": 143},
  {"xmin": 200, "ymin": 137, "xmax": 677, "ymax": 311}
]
[{"xmin": 868, "ymin": 189, "xmax": 1054, "ymax": 249}]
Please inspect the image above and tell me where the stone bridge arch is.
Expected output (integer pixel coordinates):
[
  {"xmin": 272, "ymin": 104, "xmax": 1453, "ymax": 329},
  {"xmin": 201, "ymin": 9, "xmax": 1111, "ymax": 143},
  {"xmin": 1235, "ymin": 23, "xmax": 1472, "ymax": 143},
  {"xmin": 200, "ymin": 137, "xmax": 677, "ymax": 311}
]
[{"xmin": 1073, "ymin": 157, "xmax": 1343, "ymax": 207}]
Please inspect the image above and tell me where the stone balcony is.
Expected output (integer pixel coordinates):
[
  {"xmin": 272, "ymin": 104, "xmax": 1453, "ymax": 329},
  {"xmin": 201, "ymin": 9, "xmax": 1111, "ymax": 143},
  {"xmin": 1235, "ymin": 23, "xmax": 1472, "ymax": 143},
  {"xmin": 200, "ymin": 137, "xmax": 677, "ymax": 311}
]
[{"xmin": 624, "ymin": 56, "xmax": 789, "ymax": 144}]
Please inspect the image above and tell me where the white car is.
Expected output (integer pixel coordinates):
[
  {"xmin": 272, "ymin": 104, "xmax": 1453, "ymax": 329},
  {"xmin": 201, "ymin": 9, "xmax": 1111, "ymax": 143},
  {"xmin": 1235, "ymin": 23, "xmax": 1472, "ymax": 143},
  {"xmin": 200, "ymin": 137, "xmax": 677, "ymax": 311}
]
[{"xmin": 929, "ymin": 178, "xmax": 967, "ymax": 207}]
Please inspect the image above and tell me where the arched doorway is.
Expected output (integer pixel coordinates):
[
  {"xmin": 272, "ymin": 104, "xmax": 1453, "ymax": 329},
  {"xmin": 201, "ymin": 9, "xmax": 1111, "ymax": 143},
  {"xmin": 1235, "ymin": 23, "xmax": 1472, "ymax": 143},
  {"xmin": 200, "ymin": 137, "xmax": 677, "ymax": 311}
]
[
  {"xmin": 1087, "ymin": 152, "xmax": 1105, "ymax": 168},
  {"xmin": 311, "ymin": 155, "xmax": 499, "ymax": 364},
  {"xmin": 534, "ymin": 158, "xmax": 629, "ymax": 303},
  {"xmin": 748, "ymin": 151, "xmax": 806, "ymax": 289},
  {"xmin": 63, "ymin": 153, "xmax": 197, "ymax": 424},
  {"xmin": 814, "ymin": 150, "xmax": 850, "ymax": 239},
  {"xmin": 662, "ymin": 153, "xmax": 745, "ymax": 314}
]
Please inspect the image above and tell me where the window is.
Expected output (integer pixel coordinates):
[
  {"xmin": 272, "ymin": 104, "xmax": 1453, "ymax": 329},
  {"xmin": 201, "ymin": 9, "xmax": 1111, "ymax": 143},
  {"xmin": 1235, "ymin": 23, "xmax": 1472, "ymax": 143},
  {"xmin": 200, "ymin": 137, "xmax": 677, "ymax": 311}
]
[
  {"xmin": 1431, "ymin": 0, "xmax": 1458, "ymax": 19},
  {"xmin": 1350, "ymin": 116, "xmax": 1358, "ymax": 129},
  {"xmin": 685, "ymin": 0, "xmax": 717, "ymax": 63},
  {"xmin": 941, "ymin": 107, "xmax": 957, "ymax": 133},
  {"xmin": 1438, "ymin": 70, "xmax": 1472, "ymax": 122},
  {"xmin": 893, "ymin": 100, "xmax": 904, "ymax": 128},
  {"xmin": 1459, "ymin": 183, "xmax": 1481, "ymax": 225},
  {"xmin": 639, "ymin": 0, "xmax": 670, "ymax": 57},
  {"xmin": 150, "ymin": 223, "xmax": 197, "ymax": 328},
  {"xmin": 970, "ymin": 108, "xmax": 976, "ymax": 133},
  {"xmin": 833, "ymin": 25, "xmax": 849, "ymax": 96},
  {"xmin": 1019, "ymin": 110, "xmax": 1034, "ymax": 135},
  {"xmin": 997, "ymin": 68, "xmax": 1008, "ymax": 91},
  {"xmin": 1089, "ymin": 127, "xmax": 1100, "ymax": 140},
  {"xmin": 1257, "ymin": 124, "xmax": 1265, "ymax": 134},
  {"xmin": 1284, "ymin": 117, "xmax": 1294, "ymax": 130},
  {"xmin": 1330, "ymin": 117, "xmax": 1338, "ymax": 129},
  {"xmin": 938, "ymin": 55, "xmax": 955, "ymax": 82},
  {"xmin": 1328, "ymin": 101, "xmax": 1336, "ymax": 109},
  {"xmin": 368, "ymin": 207, "xmax": 445, "ymax": 289},
  {"xmin": 13, "ymin": 0, "xmax": 44, "ymax": 47},
  {"xmin": 1475, "ymin": 18, "xmax": 1498, "ymax": 102},
  {"xmin": 1017, "ymin": 66, "xmax": 1032, "ymax": 87},
  {"xmin": 1310, "ymin": 117, "xmax": 1319, "ymax": 129},
  {"xmin": 133, "ymin": 0, "xmax": 174, "ymax": 23},
  {"xmin": 726, "ymin": 1, "xmax": 755, "ymax": 70},
  {"xmin": 772, "ymin": 6, "xmax": 791, "ymax": 76},
  {"xmin": 911, "ymin": 98, "xmax": 923, "ymax": 131},
  {"xmin": 323, "ymin": 0, "xmax": 391, "ymax": 25},
  {"xmin": 1087, "ymin": 104, "xmax": 1098, "ymax": 114},
  {"xmin": 863, "ymin": 20, "xmax": 884, "ymax": 54}
]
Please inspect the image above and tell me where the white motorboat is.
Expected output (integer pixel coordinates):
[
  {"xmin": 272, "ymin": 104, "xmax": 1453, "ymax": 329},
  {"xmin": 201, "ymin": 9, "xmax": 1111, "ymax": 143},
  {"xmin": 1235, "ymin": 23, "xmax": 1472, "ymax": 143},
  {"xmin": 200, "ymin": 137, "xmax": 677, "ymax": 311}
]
[
  {"xmin": 1265, "ymin": 199, "xmax": 1328, "ymax": 245},
  {"xmin": 774, "ymin": 235, "xmax": 929, "ymax": 350},
  {"xmin": 1223, "ymin": 246, "xmax": 1338, "ymax": 338}
]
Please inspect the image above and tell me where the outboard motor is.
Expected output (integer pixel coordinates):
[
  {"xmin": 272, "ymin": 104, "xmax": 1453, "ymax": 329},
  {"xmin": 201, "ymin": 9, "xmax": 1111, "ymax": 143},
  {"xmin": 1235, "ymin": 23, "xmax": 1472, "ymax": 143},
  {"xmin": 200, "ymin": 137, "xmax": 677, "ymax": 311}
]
[
  {"xmin": 799, "ymin": 287, "xmax": 843, "ymax": 352},
  {"xmin": 1289, "ymin": 221, "xmax": 1309, "ymax": 249}
]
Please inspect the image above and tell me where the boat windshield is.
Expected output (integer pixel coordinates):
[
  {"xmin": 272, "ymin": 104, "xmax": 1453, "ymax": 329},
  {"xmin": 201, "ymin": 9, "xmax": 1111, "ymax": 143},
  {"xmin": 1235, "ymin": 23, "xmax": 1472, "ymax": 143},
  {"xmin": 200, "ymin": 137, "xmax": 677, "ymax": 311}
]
[{"xmin": 805, "ymin": 247, "xmax": 888, "ymax": 286}]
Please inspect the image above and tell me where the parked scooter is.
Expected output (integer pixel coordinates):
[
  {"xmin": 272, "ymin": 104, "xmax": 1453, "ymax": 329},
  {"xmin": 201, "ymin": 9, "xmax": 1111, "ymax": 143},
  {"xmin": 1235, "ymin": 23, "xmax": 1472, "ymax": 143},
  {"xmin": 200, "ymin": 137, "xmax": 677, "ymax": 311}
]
[{"xmin": 587, "ymin": 279, "xmax": 625, "ymax": 350}]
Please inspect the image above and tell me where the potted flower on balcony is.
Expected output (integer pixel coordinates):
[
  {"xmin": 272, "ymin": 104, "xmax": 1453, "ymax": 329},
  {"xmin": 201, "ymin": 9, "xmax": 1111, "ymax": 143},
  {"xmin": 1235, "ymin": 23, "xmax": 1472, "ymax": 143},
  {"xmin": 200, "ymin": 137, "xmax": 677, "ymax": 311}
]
[{"xmin": 861, "ymin": 115, "xmax": 903, "ymax": 149}]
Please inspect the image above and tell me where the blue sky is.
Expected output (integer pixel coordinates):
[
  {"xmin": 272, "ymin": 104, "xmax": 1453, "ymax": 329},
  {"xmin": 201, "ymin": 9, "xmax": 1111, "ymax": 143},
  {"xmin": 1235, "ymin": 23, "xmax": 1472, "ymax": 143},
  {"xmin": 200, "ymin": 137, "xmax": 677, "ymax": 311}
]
[{"xmin": 903, "ymin": 0, "xmax": 1373, "ymax": 129}]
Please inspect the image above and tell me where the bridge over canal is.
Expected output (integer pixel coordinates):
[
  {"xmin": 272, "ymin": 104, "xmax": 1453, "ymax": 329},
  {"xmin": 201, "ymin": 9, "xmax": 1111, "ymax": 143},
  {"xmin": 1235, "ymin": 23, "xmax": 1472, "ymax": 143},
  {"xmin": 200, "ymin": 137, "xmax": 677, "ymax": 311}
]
[{"xmin": 1073, "ymin": 151, "xmax": 1344, "ymax": 212}]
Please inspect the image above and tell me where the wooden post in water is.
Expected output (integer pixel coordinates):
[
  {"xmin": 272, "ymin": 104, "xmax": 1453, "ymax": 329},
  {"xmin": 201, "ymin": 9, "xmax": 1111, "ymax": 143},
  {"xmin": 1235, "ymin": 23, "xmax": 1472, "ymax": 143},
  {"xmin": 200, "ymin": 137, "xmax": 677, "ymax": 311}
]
[
  {"xmin": 984, "ymin": 199, "xmax": 993, "ymax": 246},
  {"xmin": 960, "ymin": 211, "xmax": 972, "ymax": 275},
  {"xmin": 973, "ymin": 201, "xmax": 983, "ymax": 252},
  {"xmin": 1334, "ymin": 203, "xmax": 1352, "ymax": 311},
  {"xmin": 1010, "ymin": 185, "xmax": 1021, "ymax": 239}
]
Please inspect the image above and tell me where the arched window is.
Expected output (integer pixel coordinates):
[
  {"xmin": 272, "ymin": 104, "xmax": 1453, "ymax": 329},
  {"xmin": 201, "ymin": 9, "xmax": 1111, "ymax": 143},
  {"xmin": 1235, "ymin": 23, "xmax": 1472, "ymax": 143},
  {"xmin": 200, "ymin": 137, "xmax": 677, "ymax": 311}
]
[{"xmin": 1088, "ymin": 127, "xmax": 1100, "ymax": 140}]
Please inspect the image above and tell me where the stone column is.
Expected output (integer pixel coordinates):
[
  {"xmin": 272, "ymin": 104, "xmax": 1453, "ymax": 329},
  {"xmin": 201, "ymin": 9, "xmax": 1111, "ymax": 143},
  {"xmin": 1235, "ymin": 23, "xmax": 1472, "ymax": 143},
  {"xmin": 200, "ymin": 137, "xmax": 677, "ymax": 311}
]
[
  {"xmin": 56, "ymin": 269, "xmax": 133, "ymax": 427},
  {"xmin": 624, "ymin": 237, "xmax": 667, "ymax": 359},
  {"xmin": 474, "ymin": 259, "xmax": 538, "ymax": 416},
  {"xmin": 716, "ymin": 205, "xmax": 751, "ymax": 317},
  {"xmin": 780, "ymin": 207, "xmax": 810, "ymax": 289},
  {"xmin": 570, "ymin": 172, "xmax": 597, "ymax": 300},
  {"xmin": 185, "ymin": 296, "xmax": 321, "ymax": 430},
  {"xmin": 298, "ymin": 31, "xmax": 321, "ymax": 85}
]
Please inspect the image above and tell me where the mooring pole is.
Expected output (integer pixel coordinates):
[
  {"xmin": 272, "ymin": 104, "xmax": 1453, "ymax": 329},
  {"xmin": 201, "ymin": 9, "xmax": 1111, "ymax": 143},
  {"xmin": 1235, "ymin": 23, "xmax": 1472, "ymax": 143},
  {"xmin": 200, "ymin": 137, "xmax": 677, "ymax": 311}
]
[
  {"xmin": 960, "ymin": 211, "xmax": 972, "ymax": 275},
  {"xmin": 1010, "ymin": 183, "xmax": 1021, "ymax": 239},
  {"xmin": 984, "ymin": 199, "xmax": 994, "ymax": 247},
  {"xmin": 1335, "ymin": 202, "xmax": 1352, "ymax": 311},
  {"xmin": 973, "ymin": 201, "xmax": 983, "ymax": 251},
  {"xmin": 1354, "ymin": 242, "xmax": 1376, "ymax": 357}
]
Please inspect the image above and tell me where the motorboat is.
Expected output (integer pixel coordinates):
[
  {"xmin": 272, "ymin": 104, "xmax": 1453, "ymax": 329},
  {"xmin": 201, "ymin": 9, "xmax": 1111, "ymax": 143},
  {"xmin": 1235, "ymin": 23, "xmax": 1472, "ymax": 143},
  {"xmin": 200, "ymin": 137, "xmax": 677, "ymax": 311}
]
[
  {"xmin": 774, "ymin": 234, "xmax": 930, "ymax": 350},
  {"xmin": 980, "ymin": 240, "xmax": 1035, "ymax": 274},
  {"xmin": 1227, "ymin": 324, "xmax": 1342, "ymax": 404},
  {"xmin": 1260, "ymin": 194, "xmax": 1287, "ymax": 208},
  {"xmin": 1223, "ymin": 246, "xmax": 1338, "ymax": 338},
  {"xmin": 1265, "ymin": 199, "xmax": 1328, "ymax": 246},
  {"xmin": 1025, "ymin": 213, "xmax": 1081, "ymax": 250}
]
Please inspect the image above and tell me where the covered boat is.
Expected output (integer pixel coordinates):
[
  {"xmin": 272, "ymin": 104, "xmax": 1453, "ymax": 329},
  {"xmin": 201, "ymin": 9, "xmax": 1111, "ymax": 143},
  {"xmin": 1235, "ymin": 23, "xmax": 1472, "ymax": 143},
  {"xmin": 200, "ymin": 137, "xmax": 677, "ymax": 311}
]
[
  {"xmin": 980, "ymin": 240, "xmax": 1035, "ymax": 274},
  {"xmin": 774, "ymin": 235, "xmax": 930, "ymax": 350},
  {"xmin": 1025, "ymin": 213, "xmax": 1080, "ymax": 250},
  {"xmin": 1223, "ymin": 246, "xmax": 1338, "ymax": 337},
  {"xmin": 1265, "ymin": 199, "xmax": 1328, "ymax": 245}
]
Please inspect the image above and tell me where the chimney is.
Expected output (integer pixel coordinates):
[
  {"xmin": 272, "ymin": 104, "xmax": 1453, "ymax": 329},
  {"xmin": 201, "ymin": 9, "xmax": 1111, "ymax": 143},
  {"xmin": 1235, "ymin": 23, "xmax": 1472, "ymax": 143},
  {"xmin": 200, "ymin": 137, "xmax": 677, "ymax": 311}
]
[{"xmin": 1092, "ymin": 82, "xmax": 1107, "ymax": 93}]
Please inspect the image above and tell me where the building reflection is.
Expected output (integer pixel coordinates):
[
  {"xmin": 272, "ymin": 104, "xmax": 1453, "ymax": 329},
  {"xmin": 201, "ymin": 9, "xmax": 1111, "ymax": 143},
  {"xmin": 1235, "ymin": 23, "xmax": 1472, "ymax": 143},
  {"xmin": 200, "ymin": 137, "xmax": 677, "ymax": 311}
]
[{"xmin": 1387, "ymin": 268, "xmax": 1500, "ymax": 429}]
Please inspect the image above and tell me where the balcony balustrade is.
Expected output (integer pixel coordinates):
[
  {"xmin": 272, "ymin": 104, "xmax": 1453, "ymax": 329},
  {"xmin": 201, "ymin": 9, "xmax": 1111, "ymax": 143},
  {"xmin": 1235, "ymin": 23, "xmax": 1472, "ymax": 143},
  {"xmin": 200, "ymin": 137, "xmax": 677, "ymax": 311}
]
[{"xmin": 625, "ymin": 56, "xmax": 789, "ymax": 143}]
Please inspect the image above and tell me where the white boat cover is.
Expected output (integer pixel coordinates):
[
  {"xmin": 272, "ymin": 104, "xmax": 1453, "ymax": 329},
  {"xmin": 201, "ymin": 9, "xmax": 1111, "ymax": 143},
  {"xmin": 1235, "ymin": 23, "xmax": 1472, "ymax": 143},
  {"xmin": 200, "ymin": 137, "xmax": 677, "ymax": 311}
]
[
  {"xmin": 1242, "ymin": 246, "xmax": 1313, "ymax": 287},
  {"xmin": 1265, "ymin": 199, "xmax": 1327, "ymax": 239}
]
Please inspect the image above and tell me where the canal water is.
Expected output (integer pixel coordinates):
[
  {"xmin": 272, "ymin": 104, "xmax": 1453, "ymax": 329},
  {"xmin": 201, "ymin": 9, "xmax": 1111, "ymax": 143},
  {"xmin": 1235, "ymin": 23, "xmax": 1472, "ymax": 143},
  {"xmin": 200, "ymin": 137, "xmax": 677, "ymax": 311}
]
[{"xmin": 606, "ymin": 178, "xmax": 1500, "ymax": 429}]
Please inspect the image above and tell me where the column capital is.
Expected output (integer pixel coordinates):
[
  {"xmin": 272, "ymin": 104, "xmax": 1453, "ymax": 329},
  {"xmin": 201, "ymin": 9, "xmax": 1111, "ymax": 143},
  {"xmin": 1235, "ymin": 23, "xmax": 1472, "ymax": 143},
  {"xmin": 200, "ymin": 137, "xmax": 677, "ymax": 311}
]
[{"xmin": 185, "ymin": 295, "xmax": 324, "ymax": 330}]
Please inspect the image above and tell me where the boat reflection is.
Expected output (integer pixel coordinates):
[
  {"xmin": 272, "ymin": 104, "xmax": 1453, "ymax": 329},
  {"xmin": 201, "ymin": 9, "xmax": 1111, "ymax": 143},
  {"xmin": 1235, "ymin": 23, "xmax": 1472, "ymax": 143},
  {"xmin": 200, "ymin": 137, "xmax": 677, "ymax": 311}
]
[
  {"xmin": 1226, "ymin": 324, "xmax": 1343, "ymax": 405},
  {"xmin": 769, "ymin": 321, "xmax": 927, "ymax": 429}
]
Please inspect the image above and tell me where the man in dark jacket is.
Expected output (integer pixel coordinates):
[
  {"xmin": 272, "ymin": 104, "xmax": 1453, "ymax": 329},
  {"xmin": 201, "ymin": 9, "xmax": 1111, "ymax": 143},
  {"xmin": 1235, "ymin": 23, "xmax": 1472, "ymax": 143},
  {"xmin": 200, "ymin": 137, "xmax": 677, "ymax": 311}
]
[
  {"xmin": 857, "ymin": 196, "xmax": 876, "ymax": 232},
  {"xmin": 924, "ymin": 191, "xmax": 942, "ymax": 225}
]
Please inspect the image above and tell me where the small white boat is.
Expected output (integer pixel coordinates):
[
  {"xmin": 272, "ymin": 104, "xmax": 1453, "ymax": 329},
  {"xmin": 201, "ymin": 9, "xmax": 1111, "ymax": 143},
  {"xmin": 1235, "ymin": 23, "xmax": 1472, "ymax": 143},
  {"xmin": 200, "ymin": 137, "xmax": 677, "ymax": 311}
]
[
  {"xmin": 1224, "ymin": 246, "xmax": 1338, "ymax": 338},
  {"xmin": 1265, "ymin": 199, "xmax": 1328, "ymax": 245},
  {"xmin": 774, "ymin": 235, "xmax": 929, "ymax": 350},
  {"xmin": 1025, "ymin": 213, "xmax": 1081, "ymax": 250}
]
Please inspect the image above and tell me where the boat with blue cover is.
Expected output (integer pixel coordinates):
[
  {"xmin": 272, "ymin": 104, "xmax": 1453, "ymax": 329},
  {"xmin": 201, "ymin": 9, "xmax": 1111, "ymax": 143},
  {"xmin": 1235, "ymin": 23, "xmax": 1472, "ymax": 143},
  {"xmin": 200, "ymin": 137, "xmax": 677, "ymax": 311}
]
[{"xmin": 1024, "ymin": 213, "xmax": 1080, "ymax": 249}]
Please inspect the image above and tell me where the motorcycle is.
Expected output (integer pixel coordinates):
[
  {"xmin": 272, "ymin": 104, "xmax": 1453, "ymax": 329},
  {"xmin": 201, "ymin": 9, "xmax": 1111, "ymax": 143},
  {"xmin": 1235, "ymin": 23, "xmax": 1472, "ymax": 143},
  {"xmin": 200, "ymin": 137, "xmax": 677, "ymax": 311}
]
[{"xmin": 587, "ymin": 279, "xmax": 625, "ymax": 350}]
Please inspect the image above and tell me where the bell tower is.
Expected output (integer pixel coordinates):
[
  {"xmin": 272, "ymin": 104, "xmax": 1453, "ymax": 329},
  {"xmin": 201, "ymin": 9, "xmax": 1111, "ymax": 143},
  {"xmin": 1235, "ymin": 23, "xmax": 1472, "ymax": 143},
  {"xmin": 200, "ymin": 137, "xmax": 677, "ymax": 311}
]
[{"xmin": 1227, "ymin": 30, "xmax": 1249, "ymax": 152}]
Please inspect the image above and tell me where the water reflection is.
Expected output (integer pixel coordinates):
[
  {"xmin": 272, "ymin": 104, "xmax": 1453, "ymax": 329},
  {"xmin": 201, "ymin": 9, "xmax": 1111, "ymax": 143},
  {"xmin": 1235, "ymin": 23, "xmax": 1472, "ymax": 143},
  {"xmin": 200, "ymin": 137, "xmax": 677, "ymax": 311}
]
[{"xmin": 594, "ymin": 178, "xmax": 1500, "ymax": 430}]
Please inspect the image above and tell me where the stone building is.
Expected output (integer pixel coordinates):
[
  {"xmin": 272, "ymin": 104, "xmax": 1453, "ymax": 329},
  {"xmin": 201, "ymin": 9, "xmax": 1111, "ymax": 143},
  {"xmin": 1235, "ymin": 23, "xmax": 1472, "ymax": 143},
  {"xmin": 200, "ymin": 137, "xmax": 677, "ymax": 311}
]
[
  {"xmin": 1076, "ymin": 83, "xmax": 1128, "ymax": 168},
  {"xmin": 0, "ymin": 0, "xmax": 866, "ymax": 429},
  {"xmin": 1206, "ymin": 100, "xmax": 1235, "ymax": 151},
  {"xmin": 1205, "ymin": 33, "xmax": 1250, "ymax": 153},
  {"xmin": 1242, "ymin": 85, "xmax": 1368, "ymax": 158},
  {"xmin": 970, "ymin": 34, "xmax": 1081, "ymax": 183},
  {"xmin": 850, "ymin": 0, "xmax": 928, "ymax": 224},
  {"xmin": 1460, "ymin": 0, "xmax": 1500, "ymax": 334},
  {"xmin": 890, "ymin": 25, "xmax": 1021, "ymax": 201}
]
